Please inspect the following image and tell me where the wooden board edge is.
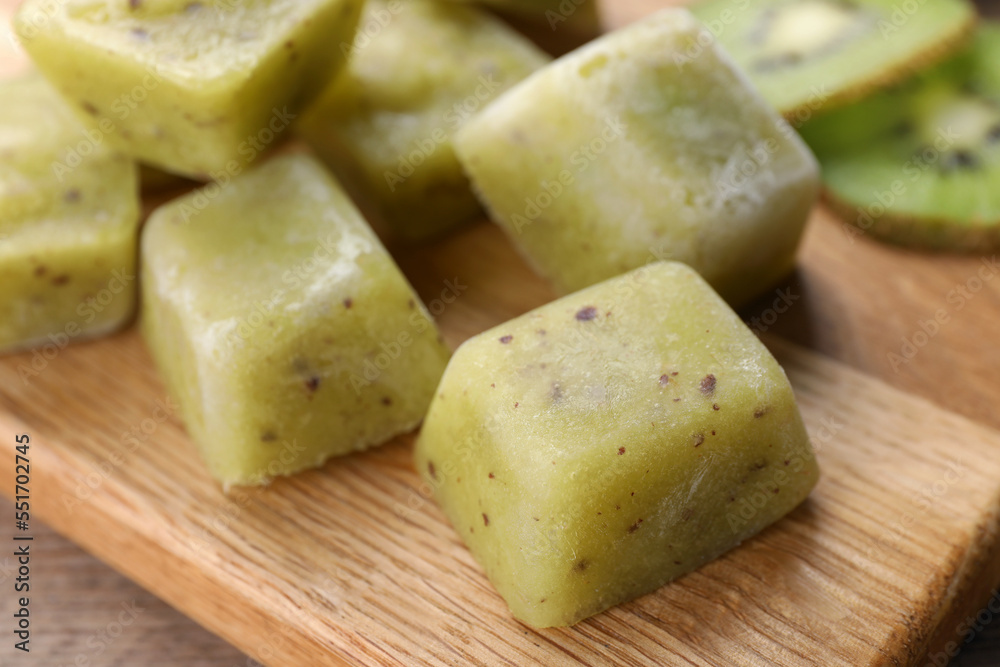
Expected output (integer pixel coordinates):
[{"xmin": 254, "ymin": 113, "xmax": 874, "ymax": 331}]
[
  {"xmin": 921, "ymin": 509, "xmax": 1000, "ymax": 665},
  {"xmin": 5, "ymin": 338, "xmax": 1000, "ymax": 666},
  {"xmin": 0, "ymin": 409, "xmax": 338, "ymax": 667},
  {"xmin": 767, "ymin": 338, "xmax": 1000, "ymax": 665}
]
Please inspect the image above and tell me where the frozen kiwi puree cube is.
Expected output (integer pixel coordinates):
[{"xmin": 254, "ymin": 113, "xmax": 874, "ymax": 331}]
[
  {"xmin": 453, "ymin": 8, "xmax": 820, "ymax": 306},
  {"xmin": 141, "ymin": 153, "xmax": 451, "ymax": 486},
  {"xmin": 1, "ymin": 75, "xmax": 140, "ymax": 356},
  {"xmin": 14, "ymin": 0, "xmax": 364, "ymax": 179},
  {"xmin": 415, "ymin": 262, "xmax": 819, "ymax": 628},
  {"xmin": 297, "ymin": 0, "xmax": 550, "ymax": 241}
]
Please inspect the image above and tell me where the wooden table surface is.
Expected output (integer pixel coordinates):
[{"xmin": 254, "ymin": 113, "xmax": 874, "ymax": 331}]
[{"xmin": 2, "ymin": 0, "xmax": 1000, "ymax": 665}]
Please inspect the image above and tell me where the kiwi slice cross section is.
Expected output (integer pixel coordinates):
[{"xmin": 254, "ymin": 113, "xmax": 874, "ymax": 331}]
[
  {"xmin": 800, "ymin": 23, "xmax": 1000, "ymax": 251},
  {"xmin": 690, "ymin": 0, "xmax": 976, "ymax": 118}
]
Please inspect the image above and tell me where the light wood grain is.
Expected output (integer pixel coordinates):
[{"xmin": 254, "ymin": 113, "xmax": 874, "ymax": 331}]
[
  {"xmin": 1, "ymin": 215, "xmax": 1000, "ymax": 666},
  {"xmin": 0, "ymin": 498, "xmax": 249, "ymax": 666},
  {"xmin": 4, "ymin": 0, "xmax": 1000, "ymax": 664}
]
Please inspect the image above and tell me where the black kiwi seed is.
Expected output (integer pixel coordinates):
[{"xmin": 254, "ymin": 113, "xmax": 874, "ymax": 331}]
[
  {"xmin": 749, "ymin": 1, "xmax": 874, "ymax": 74},
  {"xmin": 797, "ymin": 20, "xmax": 999, "ymax": 251},
  {"xmin": 754, "ymin": 52, "xmax": 803, "ymax": 73},
  {"xmin": 940, "ymin": 150, "xmax": 979, "ymax": 173},
  {"xmin": 892, "ymin": 120, "xmax": 913, "ymax": 137}
]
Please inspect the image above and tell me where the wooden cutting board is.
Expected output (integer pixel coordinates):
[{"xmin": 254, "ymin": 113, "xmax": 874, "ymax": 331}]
[
  {"xmin": 1, "ymin": 215, "xmax": 1000, "ymax": 666},
  {"xmin": 4, "ymin": 1, "xmax": 1000, "ymax": 665}
]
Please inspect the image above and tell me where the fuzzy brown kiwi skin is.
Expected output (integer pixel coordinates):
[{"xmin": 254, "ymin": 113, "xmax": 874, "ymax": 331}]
[
  {"xmin": 780, "ymin": 11, "xmax": 978, "ymax": 122},
  {"xmin": 822, "ymin": 189, "xmax": 1000, "ymax": 253}
]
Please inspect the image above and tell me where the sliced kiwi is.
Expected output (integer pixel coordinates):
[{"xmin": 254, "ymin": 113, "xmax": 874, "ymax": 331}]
[
  {"xmin": 800, "ymin": 24, "xmax": 1000, "ymax": 251},
  {"xmin": 690, "ymin": 0, "xmax": 976, "ymax": 118}
]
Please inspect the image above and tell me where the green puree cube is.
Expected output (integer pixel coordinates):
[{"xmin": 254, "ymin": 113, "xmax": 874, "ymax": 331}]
[
  {"xmin": 141, "ymin": 154, "xmax": 451, "ymax": 486},
  {"xmin": 15, "ymin": 0, "xmax": 364, "ymax": 179},
  {"xmin": 415, "ymin": 262, "xmax": 818, "ymax": 627},
  {"xmin": 297, "ymin": 0, "xmax": 549, "ymax": 242},
  {"xmin": 453, "ymin": 9, "xmax": 820, "ymax": 306},
  {"xmin": 1, "ymin": 75, "xmax": 139, "ymax": 356}
]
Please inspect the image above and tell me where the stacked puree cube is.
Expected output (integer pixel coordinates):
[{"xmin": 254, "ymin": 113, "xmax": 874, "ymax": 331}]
[
  {"xmin": 14, "ymin": 0, "xmax": 365, "ymax": 178},
  {"xmin": 415, "ymin": 262, "xmax": 819, "ymax": 627},
  {"xmin": 0, "ymin": 75, "xmax": 140, "ymax": 355},
  {"xmin": 454, "ymin": 8, "xmax": 820, "ymax": 306},
  {"xmin": 141, "ymin": 154, "xmax": 451, "ymax": 486},
  {"xmin": 298, "ymin": 0, "xmax": 550, "ymax": 241}
]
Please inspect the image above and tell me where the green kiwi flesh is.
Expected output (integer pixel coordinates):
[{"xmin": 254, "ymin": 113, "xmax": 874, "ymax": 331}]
[
  {"xmin": 690, "ymin": 0, "xmax": 976, "ymax": 118},
  {"xmin": 800, "ymin": 23, "xmax": 1000, "ymax": 251}
]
